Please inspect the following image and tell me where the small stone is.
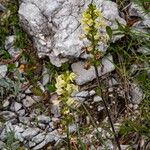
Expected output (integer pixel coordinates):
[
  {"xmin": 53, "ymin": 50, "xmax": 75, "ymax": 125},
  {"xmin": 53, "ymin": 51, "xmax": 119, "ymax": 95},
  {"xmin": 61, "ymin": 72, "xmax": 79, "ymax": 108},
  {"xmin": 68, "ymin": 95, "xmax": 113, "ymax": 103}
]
[
  {"xmin": 25, "ymin": 88, "xmax": 32, "ymax": 94},
  {"xmin": 29, "ymin": 141, "xmax": 36, "ymax": 147},
  {"xmin": 97, "ymin": 106, "xmax": 104, "ymax": 112},
  {"xmin": 74, "ymin": 91, "xmax": 89, "ymax": 102},
  {"xmin": 0, "ymin": 141, "xmax": 4, "ymax": 149},
  {"xmin": 0, "ymin": 4, "xmax": 6, "ymax": 12},
  {"xmin": 137, "ymin": 46, "xmax": 150, "ymax": 55},
  {"xmin": 0, "ymin": 65, "xmax": 7, "ymax": 79},
  {"xmin": 32, "ymin": 133, "xmax": 46, "ymax": 144},
  {"xmin": 69, "ymin": 124, "xmax": 77, "ymax": 133},
  {"xmin": 129, "ymin": 103, "xmax": 133, "ymax": 108},
  {"xmin": 89, "ymin": 90, "xmax": 96, "ymax": 96},
  {"xmin": 109, "ymin": 78, "xmax": 118, "ymax": 87},
  {"xmin": 38, "ymin": 123, "xmax": 46, "ymax": 129},
  {"xmin": 72, "ymin": 55, "xmax": 115, "ymax": 85},
  {"xmin": 49, "ymin": 122, "xmax": 55, "ymax": 129},
  {"xmin": 19, "ymin": 117, "xmax": 31, "ymax": 125},
  {"xmin": 5, "ymin": 36, "xmax": 21, "ymax": 59},
  {"xmin": 130, "ymin": 83, "xmax": 143, "ymax": 104},
  {"xmin": 37, "ymin": 115, "xmax": 51, "ymax": 124},
  {"xmin": 14, "ymin": 125, "xmax": 24, "ymax": 133},
  {"xmin": 42, "ymin": 66, "xmax": 49, "ymax": 86},
  {"xmin": 23, "ymin": 96, "xmax": 36, "ymax": 107},
  {"xmin": 22, "ymin": 128, "xmax": 40, "ymax": 140},
  {"xmin": 17, "ymin": 109, "xmax": 26, "ymax": 116},
  {"xmin": 133, "ymin": 104, "xmax": 138, "ymax": 110},
  {"xmin": 51, "ymin": 105, "xmax": 61, "ymax": 118},
  {"xmin": 2, "ymin": 100, "xmax": 10, "ymax": 108},
  {"xmin": 32, "ymin": 132, "xmax": 57, "ymax": 150},
  {"xmin": 94, "ymin": 96, "xmax": 102, "ymax": 102},
  {"xmin": 14, "ymin": 102, "xmax": 22, "ymax": 111},
  {"xmin": 129, "ymin": 64, "xmax": 138, "ymax": 76},
  {"xmin": 0, "ymin": 111, "xmax": 16, "ymax": 121}
]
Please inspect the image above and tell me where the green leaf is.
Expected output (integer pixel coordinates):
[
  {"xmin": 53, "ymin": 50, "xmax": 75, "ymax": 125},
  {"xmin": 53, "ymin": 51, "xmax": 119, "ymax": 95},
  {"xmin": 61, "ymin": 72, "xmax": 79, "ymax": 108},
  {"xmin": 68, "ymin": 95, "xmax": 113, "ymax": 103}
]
[
  {"xmin": 106, "ymin": 26, "xmax": 113, "ymax": 39},
  {"xmin": 46, "ymin": 84, "xmax": 56, "ymax": 92},
  {"xmin": 31, "ymin": 86, "xmax": 43, "ymax": 96}
]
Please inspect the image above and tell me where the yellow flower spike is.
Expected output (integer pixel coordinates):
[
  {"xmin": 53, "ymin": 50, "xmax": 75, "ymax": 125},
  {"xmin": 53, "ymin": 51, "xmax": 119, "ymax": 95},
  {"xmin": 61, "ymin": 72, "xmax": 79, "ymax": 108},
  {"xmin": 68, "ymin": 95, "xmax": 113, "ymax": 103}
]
[
  {"xmin": 66, "ymin": 97, "xmax": 74, "ymax": 106},
  {"xmin": 55, "ymin": 79, "xmax": 66, "ymax": 88},
  {"xmin": 69, "ymin": 72, "xmax": 76, "ymax": 81},
  {"xmin": 63, "ymin": 108, "xmax": 70, "ymax": 115},
  {"xmin": 56, "ymin": 88, "xmax": 64, "ymax": 95}
]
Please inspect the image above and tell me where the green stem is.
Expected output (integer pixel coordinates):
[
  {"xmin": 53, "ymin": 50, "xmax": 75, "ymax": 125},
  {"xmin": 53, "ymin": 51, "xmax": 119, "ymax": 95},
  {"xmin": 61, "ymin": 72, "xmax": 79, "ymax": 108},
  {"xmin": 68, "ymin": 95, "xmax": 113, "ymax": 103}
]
[{"xmin": 94, "ymin": 64, "xmax": 121, "ymax": 150}]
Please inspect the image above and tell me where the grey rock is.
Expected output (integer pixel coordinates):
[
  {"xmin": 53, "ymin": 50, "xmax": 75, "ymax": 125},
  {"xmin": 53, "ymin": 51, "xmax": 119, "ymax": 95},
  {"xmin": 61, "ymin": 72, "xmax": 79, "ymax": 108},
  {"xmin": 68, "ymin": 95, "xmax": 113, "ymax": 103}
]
[
  {"xmin": 17, "ymin": 109, "xmax": 26, "ymax": 116},
  {"xmin": 14, "ymin": 102, "xmax": 22, "ymax": 112},
  {"xmin": 22, "ymin": 128, "xmax": 40, "ymax": 139},
  {"xmin": 0, "ymin": 65, "xmax": 7, "ymax": 79},
  {"xmin": 33, "ymin": 130, "xmax": 65, "ymax": 150},
  {"xmin": 0, "ymin": 111, "xmax": 17, "ymax": 121},
  {"xmin": 72, "ymin": 55, "xmax": 115, "ymax": 85},
  {"xmin": 0, "ymin": 141, "xmax": 4, "ymax": 149},
  {"xmin": 129, "ymin": 3, "xmax": 150, "ymax": 27},
  {"xmin": 130, "ymin": 83, "xmax": 144, "ymax": 104},
  {"xmin": 32, "ymin": 132, "xmax": 46, "ymax": 144},
  {"xmin": 129, "ymin": 64, "xmax": 138, "ymax": 76},
  {"xmin": 137, "ymin": 46, "xmax": 150, "ymax": 55},
  {"xmin": 19, "ymin": 117, "xmax": 31, "ymax": 125},
  {"xmin": 42, "ymin": 66, "xmax": 49, "ymax": 86},
  {"xmin": 5, "ymin": 36, "xmax": 21, "ymax": 59},
  {"xmin": 0, "ymin": 122, "xmax": 15, "ymax": 141},
  {"xmin": 38, "ymin": 123, "xmax": 46, "ymax": 129},
  {"xmin": 19, "ymin": 0, "xmax": 126, "ymax": 66},
  {"xmin": 97, "ymin": 106, "xmax": 104, "ymax": 111},
  {"xmin": 22, "ymin": 96, "xmax": 36, "ymax": 107},
  {"xmin": 108, "ymin": 78, "xmax": 118, "ymax": 87},
  {"xmin": 2, "ymin": 100, "xmax": 10, "ymax": 108},
  {"xmin": 51, "ymin": 104, "xmax": 61, "ymax": 118},
  {"xmin": 25, "ymin": 87, "xmax": 32, "ymax": 94},
  {"xmin": 29, "ymin": 141, "xmax": 36, "ymax": 147},
  {"xmin": 14, "ymin": 125, "xmax": 24, "ymax": 133},
  {"xmin": 49, "ymin": 122, "xmax": 55, "ymax": 129},
  {"xmin": 0, "ymin": 4, "xmax": 6, "ymax": 12},
  {"xmin": 74, "ymin": 91, "xmax": 89, "ymax": 102},
  {"xmin": 14, "ymin": 132, "xmax": 24, "ymax": 142},
  {"xmin": 37, "ymin": 115, "xmax": 51, "ymax": 124},
  {"xmin": 69, "ymin": 124, "xmax": 77, "ymax": 133},
  {"xmin": 93, "ymin": 96, "xmax": 102, "ymax": 102}
]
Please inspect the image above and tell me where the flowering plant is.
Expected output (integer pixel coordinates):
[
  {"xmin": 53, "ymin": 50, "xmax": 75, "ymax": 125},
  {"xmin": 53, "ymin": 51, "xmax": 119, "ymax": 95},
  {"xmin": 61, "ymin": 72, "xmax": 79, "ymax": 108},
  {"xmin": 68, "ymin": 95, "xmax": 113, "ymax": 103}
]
[
  {"xmin": 55, "ymin": 71, "xmax": 78, "ymax": 114},
  {"xmin": 81, "ymin": 3, "xmax": 109, "ymax": 65}
]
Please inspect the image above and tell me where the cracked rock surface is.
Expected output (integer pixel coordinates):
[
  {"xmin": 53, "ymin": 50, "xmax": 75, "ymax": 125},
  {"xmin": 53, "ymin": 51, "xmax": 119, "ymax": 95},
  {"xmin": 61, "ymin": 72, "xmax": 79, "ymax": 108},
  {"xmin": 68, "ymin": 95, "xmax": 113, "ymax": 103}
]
[{"xmin": 19, "ymin": 0, "xmax": 126, "ymax": 66}]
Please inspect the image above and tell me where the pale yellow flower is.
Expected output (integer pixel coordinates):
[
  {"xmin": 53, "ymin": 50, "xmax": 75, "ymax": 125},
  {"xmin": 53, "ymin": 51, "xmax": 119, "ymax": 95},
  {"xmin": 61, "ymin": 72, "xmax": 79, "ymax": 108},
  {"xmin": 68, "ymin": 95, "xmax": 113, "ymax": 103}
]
[
  {"xmin": 55, "ymin": 80, "xmax": 66, "ymax": 88},
  {"xmin": 66, "ymin": 97, "xmax": 74, "ymax": 106},
  {"xmin": 56, "ymin": 88, "xmax": 64, "ymax": 95},
  {"xmin": 69, "ymin": 72, "xmax": 76, "ymax": 81}
]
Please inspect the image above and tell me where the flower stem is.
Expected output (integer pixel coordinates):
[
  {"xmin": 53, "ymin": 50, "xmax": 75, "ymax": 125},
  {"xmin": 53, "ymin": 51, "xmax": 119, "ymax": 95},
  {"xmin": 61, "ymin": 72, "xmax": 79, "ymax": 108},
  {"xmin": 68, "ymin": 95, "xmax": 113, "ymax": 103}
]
[{"xmin": 94, "ymin": 64, "xmax": 121, "ymax": 150}]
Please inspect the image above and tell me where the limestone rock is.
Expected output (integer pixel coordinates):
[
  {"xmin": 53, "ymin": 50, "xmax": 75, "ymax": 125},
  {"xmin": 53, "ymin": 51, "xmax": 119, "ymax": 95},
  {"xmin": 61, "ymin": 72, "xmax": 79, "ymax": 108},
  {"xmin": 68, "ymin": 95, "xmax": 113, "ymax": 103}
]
[{"xmin": 19, "ymin": 0, "xmax": 126, "ymax": 66}]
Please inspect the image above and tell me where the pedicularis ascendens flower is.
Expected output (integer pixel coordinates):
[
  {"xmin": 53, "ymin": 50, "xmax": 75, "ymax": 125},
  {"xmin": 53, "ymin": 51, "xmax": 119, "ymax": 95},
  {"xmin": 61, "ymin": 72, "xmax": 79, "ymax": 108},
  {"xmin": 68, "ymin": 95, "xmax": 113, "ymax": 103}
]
[
  {"xmin": 81, "ymin": 3, "xmax": 109, "ymax": 59},
  {"xmin": 55, "ymin": 71, "xmax": 78, "ymax": 114}
]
